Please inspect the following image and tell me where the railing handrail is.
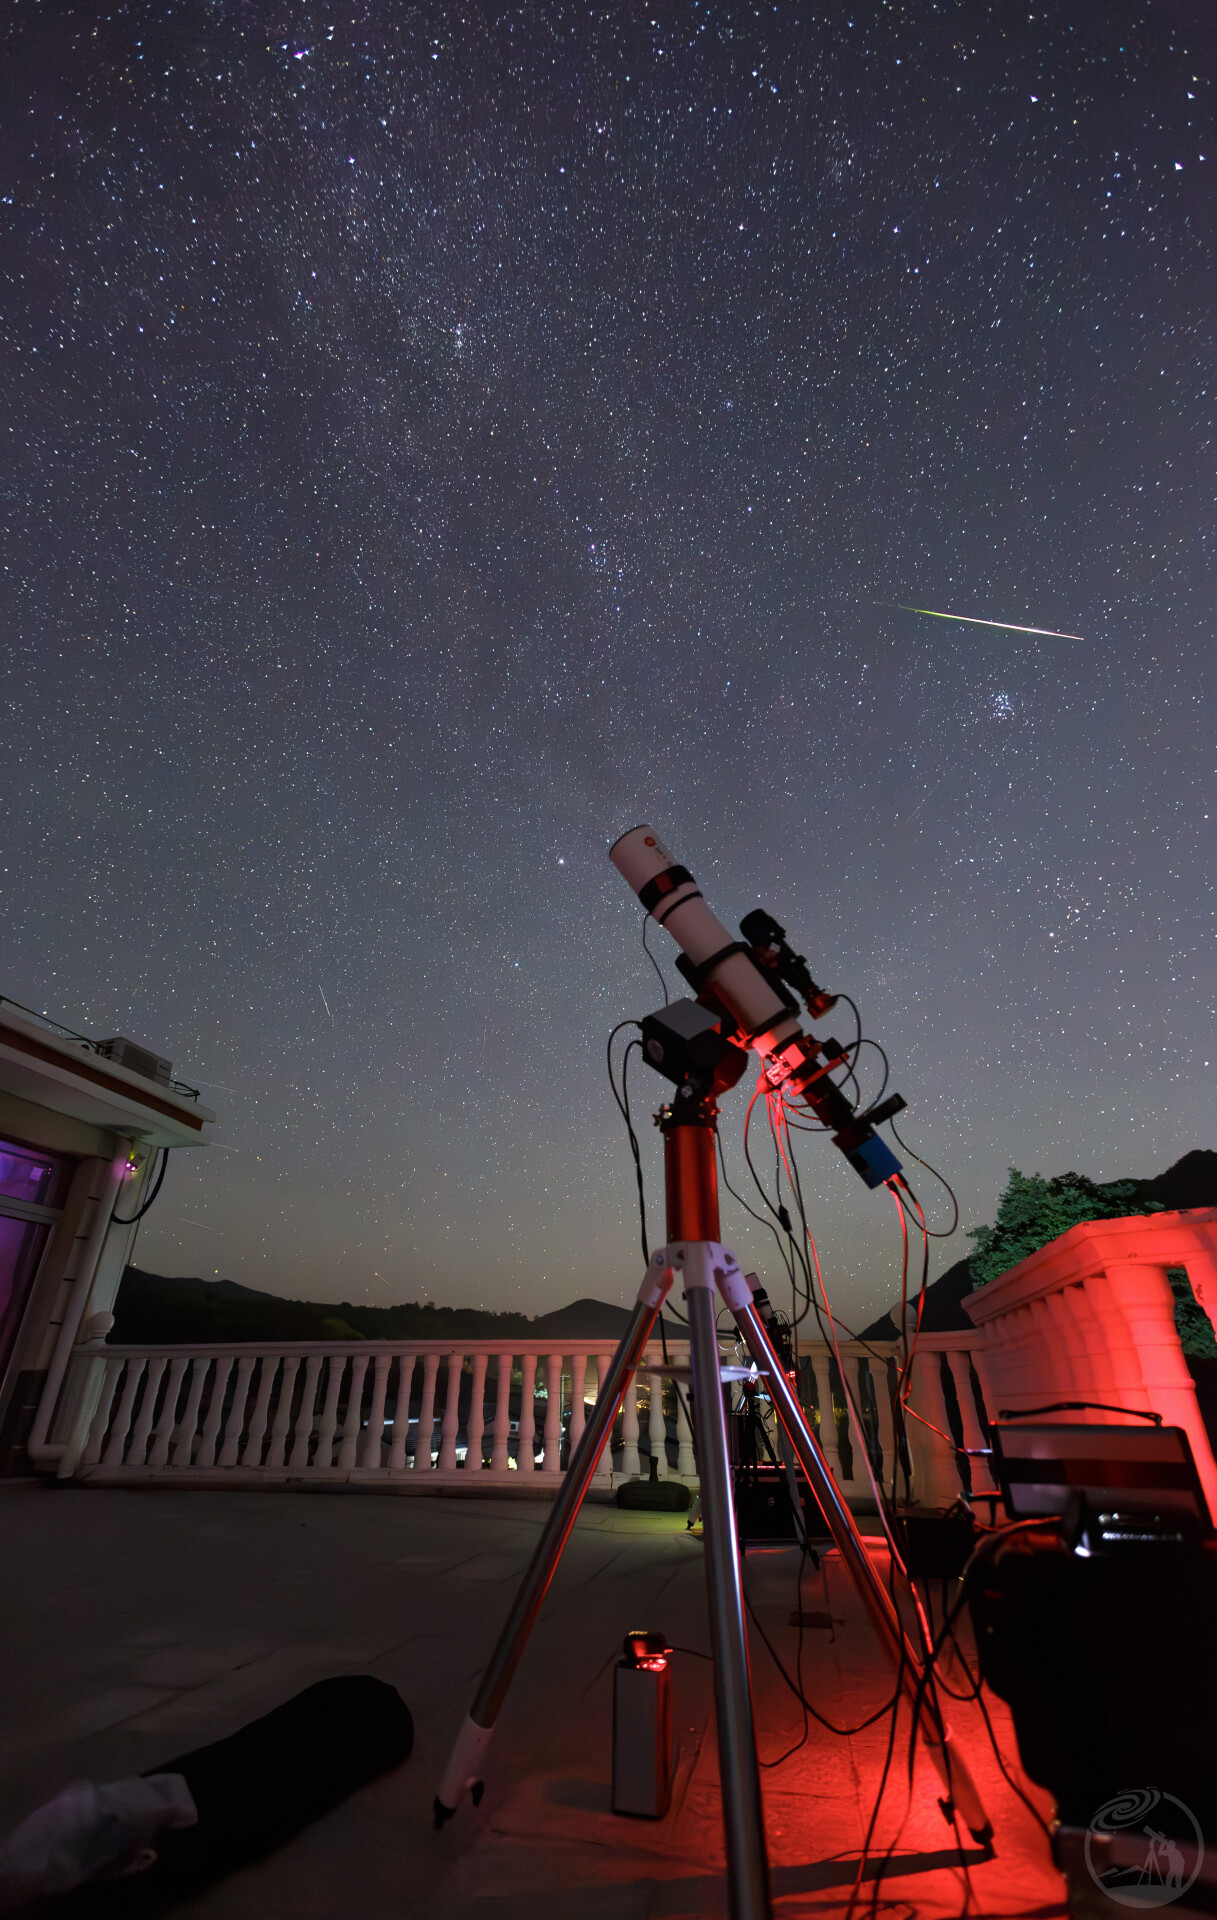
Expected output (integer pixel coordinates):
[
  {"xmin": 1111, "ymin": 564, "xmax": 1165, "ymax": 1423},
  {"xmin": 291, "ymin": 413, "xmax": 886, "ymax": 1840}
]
[{"xmin": 87, "ymin": 1336, "xmax": 691, "ymax": 1361}]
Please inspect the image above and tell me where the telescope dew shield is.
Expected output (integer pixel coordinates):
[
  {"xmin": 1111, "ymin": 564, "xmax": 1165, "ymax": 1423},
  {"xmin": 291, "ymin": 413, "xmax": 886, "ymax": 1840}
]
[{"xmin": 609, "ymin": 828, "xmax": 799, "ymax": 1057}]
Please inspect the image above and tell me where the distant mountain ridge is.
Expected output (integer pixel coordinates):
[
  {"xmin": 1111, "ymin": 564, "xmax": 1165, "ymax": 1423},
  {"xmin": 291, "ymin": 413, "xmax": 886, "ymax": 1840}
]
[{"xmin": 109, "ymin": 1271, "xmax": 682, "ymax": 1346}]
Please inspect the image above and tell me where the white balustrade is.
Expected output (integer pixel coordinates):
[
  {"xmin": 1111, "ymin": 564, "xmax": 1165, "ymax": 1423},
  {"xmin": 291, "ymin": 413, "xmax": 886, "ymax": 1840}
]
[{"xmin": 55, "ymin": 1331, "xmax": 983, "ymax": 1511}]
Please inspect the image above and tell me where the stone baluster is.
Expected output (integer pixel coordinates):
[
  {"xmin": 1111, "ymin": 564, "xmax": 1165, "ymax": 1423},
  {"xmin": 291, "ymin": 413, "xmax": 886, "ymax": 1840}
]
[
  {"xmin": 361, "ymin": 1353, "xmax": 392, "ymax": 1468},
  {"xmin": 1103, "ymin": 1260, "xmax": 1217, "ymax": 1522},
  {"xmin": 312, "ymin": 1355, "xmax": 345, "ymax": 1470},
  {"xmin": 466, "ymin": 1352, "xmax": 489, "ymax": 1470},
  {"xmin": 517, "ymin": 1354, "xmax": 538, "ymax": 1472},
  {"xmin": 588, "ymin": 1357, "xmax": 614, "ymax": 1482},
  {"xmin": 102, "ymin": 1359, "xmax": 146, "ymax": 1469},
  {"xmin": 388, "ymin": 1355, "xmax": 416, "ymax": 1471},
  {"xmin": 264, "ymin": 1357, "xmax": 301, "ymax": 1470},
  {"xmin": 619, "ymin": 1376, "xmax": 641, "ymax": 1479},
  {"xmin": 675, "ymin": 1371, "xmax": 696, "ymax": 1477},
  {"xmin": 148, "ymin": 1356, "xmax": 189, "ymax": 1469},
  {"xmin": 491, "ymin": 1355, "xmax": 513, "ymax": 1471},
  {"xmin": 807, "ymin": 1351, "xmax": 843, "ymax": 1482},
  {"xmin": 128, "ymin": 1357, "xmax": 167, "ymax": 1468},
  {"xmin": 336, "ymin": 1355, "xmax": 370, "ymax": 1471},
  {"xmin": 289, "ymin": 1354, "xmax": 325, "ymax": 1470},
  {"xmin": 944, "ymin": 1350, "xmax": 997, "ymax": 1495},
  {"xmin": 542, "ymin": 1354, "xmax": 564, "ymax": 1472},
  {"xmin": 869, "ymin": 1355, "xmax": 899, "ymax": 1493},
  {"xmin": 646, "ymin": 1361, "xmax": 667, "ymax": 1477},
  {"xmin": 567, "ymin": 1354, "xmax": 588, "ymax": 1465},
  {"xmin": 171, "ymin": 1358, "xmax": 211, "ymax": 1468},
  {"xmin": 413, "ymin": 1353, "xmax": 440, "ymax": 1469},
  {"xmin": 81, "ymin": 1359, "xmax": 124, "ymax": 1468},
  {"xmin": 195, "ymin": 1357, "xmax": 234, "ymax": 1470},
  {"xmin": 217, "ymin": 1356, "xmax": 257, "ymax": 1468},
  {"xmin": 240, "ymin": 1356, "xmax": 280, "ymax": 1468},
  {"xmin": 438, "ymin": 1353, "xmax": 463, "ymax": 1470}
]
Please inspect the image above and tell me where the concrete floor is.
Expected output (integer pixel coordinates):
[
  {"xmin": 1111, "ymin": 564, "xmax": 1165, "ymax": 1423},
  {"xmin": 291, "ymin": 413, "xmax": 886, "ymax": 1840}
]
[{"xmin": 1, "ymin": 1482, "xmax": 1067, "ymax": 1918}]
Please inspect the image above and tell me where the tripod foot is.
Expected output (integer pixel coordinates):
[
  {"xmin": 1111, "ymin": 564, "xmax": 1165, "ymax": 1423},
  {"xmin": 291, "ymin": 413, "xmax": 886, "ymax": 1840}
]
[{"xmin": 435, "ymin": 1713, "xmax": 495, "ymax": 1830}]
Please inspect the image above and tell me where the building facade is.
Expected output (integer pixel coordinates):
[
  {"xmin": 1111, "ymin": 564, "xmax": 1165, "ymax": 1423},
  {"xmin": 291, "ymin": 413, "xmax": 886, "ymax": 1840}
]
[{"xmin": 0, "ymin": 997, "xmax": 214, "ymax": 1473}]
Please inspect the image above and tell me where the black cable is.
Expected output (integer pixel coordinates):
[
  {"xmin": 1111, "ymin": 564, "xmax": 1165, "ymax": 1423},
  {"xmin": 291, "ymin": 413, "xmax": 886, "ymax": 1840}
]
[
  {"xmin": 111, "ymin": 1148, "xmax": 170, "ymax": 1225},
  {"xmin": 641, "ymin": 912, "xmax": 669, "ymax": 1004},
  {"xmin": 743, "ymin": 1569, "xmax": 899, "ymax": 1740},
  {"xmin": 888, "ymin": 1119, "xmax": 960, "ymax": 1237},
  {"xmin": 607, "ymin": 1022, "xmax": 649, "ymax": 1266}
]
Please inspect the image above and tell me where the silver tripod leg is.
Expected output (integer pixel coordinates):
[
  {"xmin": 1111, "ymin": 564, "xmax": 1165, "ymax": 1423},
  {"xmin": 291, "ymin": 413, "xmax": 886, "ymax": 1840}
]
[
  {"xmin": 434, "ymin": 1254, "xmax": 673, "ymax": 1824},
  {"xmin": 684, "ymin": 1249, "xmax": 772, "ymax": 1920}
]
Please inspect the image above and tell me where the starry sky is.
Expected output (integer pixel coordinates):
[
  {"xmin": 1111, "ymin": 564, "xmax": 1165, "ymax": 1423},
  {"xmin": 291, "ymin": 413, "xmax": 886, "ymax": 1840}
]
[{"xmin": 2, "ymin": 2, "xmax": 1213, "ymax": 1328}]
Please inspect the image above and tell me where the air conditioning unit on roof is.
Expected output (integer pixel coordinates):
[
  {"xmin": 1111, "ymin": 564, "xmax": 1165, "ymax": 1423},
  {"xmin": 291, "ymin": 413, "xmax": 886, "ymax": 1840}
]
[{"xmin": 98, "ymin": 1037, "xmax": 173, "ymax": 1088}]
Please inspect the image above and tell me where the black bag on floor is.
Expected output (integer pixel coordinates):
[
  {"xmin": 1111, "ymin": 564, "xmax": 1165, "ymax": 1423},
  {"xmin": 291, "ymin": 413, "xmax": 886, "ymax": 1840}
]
[{"xmin": 54, "ymin": 1675, "xmax": 413, "ymax": 1912}]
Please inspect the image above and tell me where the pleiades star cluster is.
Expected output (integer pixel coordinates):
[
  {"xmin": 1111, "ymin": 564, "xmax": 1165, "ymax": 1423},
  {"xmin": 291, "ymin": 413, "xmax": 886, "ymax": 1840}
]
[{"xmin": 2, "ymin": 3, "xmax": 1213, "ymax": 1322}]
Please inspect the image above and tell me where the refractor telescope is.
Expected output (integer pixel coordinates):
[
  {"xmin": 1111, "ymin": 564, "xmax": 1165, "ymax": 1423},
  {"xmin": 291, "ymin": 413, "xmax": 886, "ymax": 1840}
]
[{"xmin": 609, "ymin": 826, "xmax": 905, "ymax": 1188}]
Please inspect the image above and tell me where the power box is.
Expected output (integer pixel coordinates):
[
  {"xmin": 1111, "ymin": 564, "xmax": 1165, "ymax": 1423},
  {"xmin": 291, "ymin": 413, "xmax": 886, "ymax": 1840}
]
[{"xmin": 612, "ymin": 1630, "xmax": 674, "ymax": 1818}]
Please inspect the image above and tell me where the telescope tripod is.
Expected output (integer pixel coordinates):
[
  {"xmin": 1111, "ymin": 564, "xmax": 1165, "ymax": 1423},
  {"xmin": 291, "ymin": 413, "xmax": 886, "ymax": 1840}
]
[{"xmin": 435, "ymin": 1097, "xmax": 992, "ymax": 1920}]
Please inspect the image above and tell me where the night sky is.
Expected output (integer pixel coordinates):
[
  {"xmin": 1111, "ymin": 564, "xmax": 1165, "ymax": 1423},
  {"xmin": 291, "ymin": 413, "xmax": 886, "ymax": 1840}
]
[{"xmin": 3, "ymin": 3, "xmax": 1213, "ymax": 1328}]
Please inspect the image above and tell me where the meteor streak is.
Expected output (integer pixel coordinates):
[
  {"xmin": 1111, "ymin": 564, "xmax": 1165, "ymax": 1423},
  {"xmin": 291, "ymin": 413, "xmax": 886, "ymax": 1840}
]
[{"xmin": 884, "ymin": 604, "xmax": 1085, "ymax": 640}]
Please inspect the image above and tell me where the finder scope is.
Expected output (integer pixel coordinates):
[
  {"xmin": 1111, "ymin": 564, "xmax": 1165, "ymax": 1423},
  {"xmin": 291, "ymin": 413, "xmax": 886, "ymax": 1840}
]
[{"xmin": 609, "ymin": 825, "xmax": 902, "ymax": 1189}]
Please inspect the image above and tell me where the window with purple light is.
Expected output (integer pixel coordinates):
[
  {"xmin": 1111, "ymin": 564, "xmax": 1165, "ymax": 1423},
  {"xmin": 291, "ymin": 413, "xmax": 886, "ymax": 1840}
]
[{"xmin": 0, "ymin": 1142, "xmax": 62, "ymax": 1208}]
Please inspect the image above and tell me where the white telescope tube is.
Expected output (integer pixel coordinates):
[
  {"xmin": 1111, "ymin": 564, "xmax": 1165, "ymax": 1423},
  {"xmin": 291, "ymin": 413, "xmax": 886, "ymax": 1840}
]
[{"xmin": 609, "ymin": 826, "xmax": 800, "ymax": 1058}]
